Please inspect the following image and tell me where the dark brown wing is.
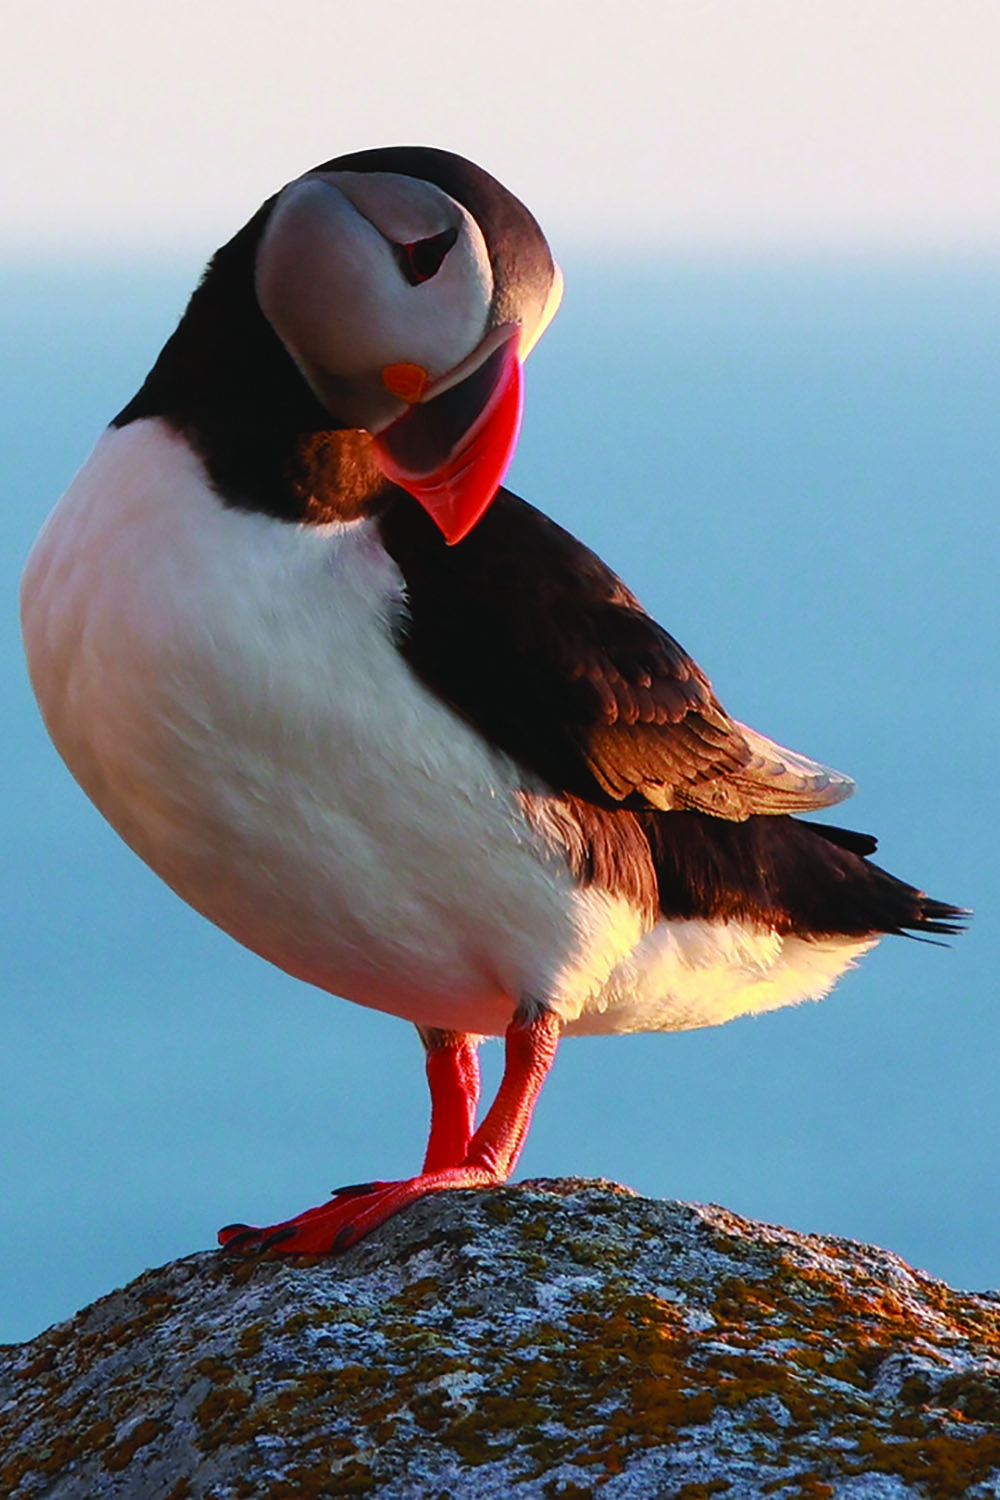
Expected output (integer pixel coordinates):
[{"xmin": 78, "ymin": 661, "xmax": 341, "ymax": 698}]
[{"xmin": 379, "ymin": 487, "xmax": 852, "ymax": 818}]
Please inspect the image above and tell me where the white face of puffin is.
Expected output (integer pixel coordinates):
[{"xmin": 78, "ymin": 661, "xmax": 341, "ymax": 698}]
[
  {"xmin": 257, "ymin": 170, "xmax": 495, "ymax": 433},
  {"xmin": 255, "ymin": 168, "xmax": 562, "ymax": 543}
]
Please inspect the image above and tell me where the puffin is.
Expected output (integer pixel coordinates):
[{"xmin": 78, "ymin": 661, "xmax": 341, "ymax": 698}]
[{"xmin": 20, "ymin": 146, "xmax": 965, "ymax": 1256}]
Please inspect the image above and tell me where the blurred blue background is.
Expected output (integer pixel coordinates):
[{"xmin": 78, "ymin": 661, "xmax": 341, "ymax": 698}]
[{"xmin": 2, "ymin": 254, "xmax": 996, "ymax": 1342}]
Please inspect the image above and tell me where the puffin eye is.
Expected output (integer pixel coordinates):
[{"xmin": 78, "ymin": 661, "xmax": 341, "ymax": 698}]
[{"xmin": 394, "ymin": 227, "xmax": 459, "ymax": 287}]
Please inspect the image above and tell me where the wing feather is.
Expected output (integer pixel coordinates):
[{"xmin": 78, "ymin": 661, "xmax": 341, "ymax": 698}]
[{"xmin": 380, "ymin": 488, "xmax": 853, "ymax": 820}]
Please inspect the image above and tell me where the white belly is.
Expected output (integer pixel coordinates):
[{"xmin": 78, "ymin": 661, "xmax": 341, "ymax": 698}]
[{"xmin": 21, "ymin": 420, "xmax": 872, "ymax": 1038}]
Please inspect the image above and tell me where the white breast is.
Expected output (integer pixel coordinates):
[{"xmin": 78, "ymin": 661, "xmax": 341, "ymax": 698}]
[
  {"xmin": 21, "ymin": 419, "xmax": 872, "ymax": 1039},
  {"xmin": 22, "ymin": 421, "xmax": 581, "ymax": 1028}
]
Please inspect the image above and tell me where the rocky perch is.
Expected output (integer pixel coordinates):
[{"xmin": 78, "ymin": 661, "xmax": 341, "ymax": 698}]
[{"xmin": 2, "ymin": 1181, "xmax": 1000, "ymax": 1500}]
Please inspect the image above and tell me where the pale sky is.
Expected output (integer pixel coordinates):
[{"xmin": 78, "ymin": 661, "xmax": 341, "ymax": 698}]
[{"xmin": 2, "ymin": 1, "xmax": 999, "ymax": 254}]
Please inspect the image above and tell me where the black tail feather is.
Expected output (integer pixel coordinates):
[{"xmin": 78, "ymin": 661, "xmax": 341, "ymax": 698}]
[
  {"xmin": 806, "ymin": 821, "xmax": 879, "ymax": 858},
  {"xmin": 902, "ymin": 895, "xmax": 971, "ymax": 939},
  {"xmin": 808, "ymin": 822, "xmax": 970, "ymax": 938},
  {"xmin": 639, "ymin": 811, "xmax": 971, "ymax": 941},
  {"xmin": 545, "ymin": 799, "xmax": 970, "ymax": 942}
]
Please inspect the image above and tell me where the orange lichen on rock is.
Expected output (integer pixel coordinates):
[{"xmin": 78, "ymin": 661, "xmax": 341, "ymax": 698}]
[{"xmin": 1, "ymin": 1181, "xmax": 999, "ymax": 1499}]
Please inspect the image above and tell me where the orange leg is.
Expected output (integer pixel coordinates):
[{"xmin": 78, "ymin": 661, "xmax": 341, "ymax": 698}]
[
  {"xmin": 219, "ymin": 1010, "xmax": 560, "ymax": 1256},
  {"xmin": 421, "ymin": 1031, "xmax": 482, "ymax": 1172}
]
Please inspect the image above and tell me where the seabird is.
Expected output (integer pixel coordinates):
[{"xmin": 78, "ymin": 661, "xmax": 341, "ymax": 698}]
[{"xmin": 20, "ymin": 147, "xmax": 966, "ymax": 1254}]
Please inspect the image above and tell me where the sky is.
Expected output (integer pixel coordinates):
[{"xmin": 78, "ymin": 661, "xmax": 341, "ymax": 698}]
[
  {"xmin": 2, "ymin": 1, "xmax": 1000, "ymax": 255},
  {"xmin": 1, "ymin": 4, "xmax": 998, "ymax": 1343}
]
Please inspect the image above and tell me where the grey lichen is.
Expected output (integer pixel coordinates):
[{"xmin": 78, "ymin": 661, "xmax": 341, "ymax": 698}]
[{"xmin": 2, "ymin": 1179, "xmax": 999, "ymax": 1499}]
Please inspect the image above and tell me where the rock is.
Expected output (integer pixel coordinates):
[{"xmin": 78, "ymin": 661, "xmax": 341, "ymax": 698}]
[{"xmin": 2, "ymin": 1179, "xmax": 1000, "ymax": 1499}]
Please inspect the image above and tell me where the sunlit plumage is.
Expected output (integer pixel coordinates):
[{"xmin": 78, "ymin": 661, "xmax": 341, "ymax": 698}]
[{"xmin": 21, "ymin": 148, "xmax": 965, "ymax": 1254}]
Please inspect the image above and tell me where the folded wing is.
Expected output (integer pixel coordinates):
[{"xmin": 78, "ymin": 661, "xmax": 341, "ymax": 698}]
[{"xmin": 379, "ymin": 488, "xmax": 854, "ymax": 821}]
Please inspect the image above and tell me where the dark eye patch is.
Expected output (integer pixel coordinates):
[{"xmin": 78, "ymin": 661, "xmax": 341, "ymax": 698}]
[{"xmin": 395, "ymin": 227, "xmax": 459, "ymax": 286}]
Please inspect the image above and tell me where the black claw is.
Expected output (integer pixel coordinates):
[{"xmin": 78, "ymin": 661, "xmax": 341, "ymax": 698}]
[
  {"xmin": 219, "ymin": 1226, "xmax": 264, "ymax": 1252},
  {"xmin": 330, "ymin": 1182, "xmax": 380, "ymax": 1200},
  {"xmin": 259, "ymin": 1225, "xmax": 299, "ymax": 1251},
  {"xmin": 333, "ymin": 1224, "xmax": 359, "ymax": 1252}
]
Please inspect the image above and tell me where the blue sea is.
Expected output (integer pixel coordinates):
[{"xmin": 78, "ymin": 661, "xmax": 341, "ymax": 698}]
[{"xmin": 2, "ymin": 257, "xmax": 997, "ymax": 1341}]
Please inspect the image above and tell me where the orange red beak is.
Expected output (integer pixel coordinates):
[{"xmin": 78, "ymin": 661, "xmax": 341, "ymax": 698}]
[{"xmin": 373, "ymin": 330, "xmax": 524, "ymax": 545}]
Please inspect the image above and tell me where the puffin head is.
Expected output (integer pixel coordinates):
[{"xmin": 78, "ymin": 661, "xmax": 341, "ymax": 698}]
[{"xmin": 254, "ymin": 147, "xmax": 562, "ymax": 544}]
